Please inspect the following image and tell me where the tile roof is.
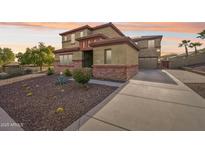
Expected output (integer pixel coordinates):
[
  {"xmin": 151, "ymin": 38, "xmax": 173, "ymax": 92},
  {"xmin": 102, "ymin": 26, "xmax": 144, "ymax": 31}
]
[
  {"xmin": 132, "ymin": 35, "xmax": 163, "ymax": 41},
  {"xmin": 53, "ymin": 47, "xmax": 80, "ymax": 53},
  {"xmin": 89, "ymin": 37, "xmax": 139, "ymax": 51},
  {"xmin": 59, "ymin": 22, "xmax": 125, "ymax": 37},
  {"xmin": 76, "ymin": 33, "xmax": 108, "ymax": 41}
]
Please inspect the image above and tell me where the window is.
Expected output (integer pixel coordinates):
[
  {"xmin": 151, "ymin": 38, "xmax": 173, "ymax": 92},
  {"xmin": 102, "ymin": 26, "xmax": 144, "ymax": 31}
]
[
  {"xmin": 68, "ymin": 55, "xmax": 72, "ymax": 64},
  {"xmin": 80, "ymin": 31, "xmax": 84, "ymax": 37},
  {"xmin": 60, "ymin": 55, "xmax": 64, "ymax": 64},
  {"xmin": 59, "ymin": 54, "xmax": 72, "ymax": 65},
  {"xmin": 148, "ymin": 40, "xmax": 155, "ymax": 48},
  {"xmin": 62, "ymin": 36, "xmax": 67, "ymax": 42},
  {"xmin": 104, "ymin": 49, "xmax": 112, "ymax": 64},
  {"xmin": 71, "ymin": 34, "xmax": 75, "ymax": 43}
]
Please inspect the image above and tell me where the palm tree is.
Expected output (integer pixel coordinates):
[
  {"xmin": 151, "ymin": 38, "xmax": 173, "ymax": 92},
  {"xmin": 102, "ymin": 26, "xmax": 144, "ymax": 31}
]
[
  {"xmin": 197, "ymin": 30, "xmax": 205, "ymax": 39},
  {"xmin": 179, "ymin": 40, "xmax": 191, "ymax": 56},
  {"xmin": 189, "ymin": 42, "xmax": 202, "ymax": 54}
]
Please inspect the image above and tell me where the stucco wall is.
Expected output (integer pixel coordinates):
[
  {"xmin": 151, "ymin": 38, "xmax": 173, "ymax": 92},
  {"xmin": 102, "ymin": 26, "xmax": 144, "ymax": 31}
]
[
  {"xmin": 93, "ymin": 44, "xmax": 126, "ymax": 65},
  {"xmin": 73, "ymin": 51, "xmax": 83, "ymax": 60},
  {"xmin": 62, "ymin": 29, "xmax": 91, "ymax": 48},
  {"xmin": 92, "ymin": 27, "xmax": 122, "ymax": 38},
  {"xmin": 93, "ymin": 44, "xmax": 138, "ymax": 65},
  {"xmin": 126, "ymin": 45, "xmax": 139, "ymax": 65},
  {"xmin": 137, "ymin": 39, "xmax": 161, "ymax": 58},
  {"xmin": 138, "ymin": 48, "xmax": 159, "ymax": 57}
]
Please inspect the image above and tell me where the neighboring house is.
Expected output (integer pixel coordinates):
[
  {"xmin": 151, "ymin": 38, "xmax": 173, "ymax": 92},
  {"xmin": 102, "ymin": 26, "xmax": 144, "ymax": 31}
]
[
  {"xmin": 132, "ymin": 35, "xmax": 162, "ymax": 69},
  {"xmin": 54, "ymin": 22, "xmax": 162, "ymax": 81}
]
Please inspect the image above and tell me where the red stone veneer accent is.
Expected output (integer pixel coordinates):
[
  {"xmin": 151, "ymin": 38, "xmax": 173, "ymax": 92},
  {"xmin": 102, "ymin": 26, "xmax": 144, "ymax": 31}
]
[
  {"xmin": 93, "ymin": 64, "xmax": 138, "ymax": 81},
  {"xmin": 54, "ymin": 60, "xmax": 83, "ymax": 73}
]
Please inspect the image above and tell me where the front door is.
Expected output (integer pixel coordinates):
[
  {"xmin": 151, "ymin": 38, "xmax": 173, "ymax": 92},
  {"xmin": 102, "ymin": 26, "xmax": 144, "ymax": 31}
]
[{"xmin": 83, "ymin": 51, "xmax": 93, "ymax": 68}]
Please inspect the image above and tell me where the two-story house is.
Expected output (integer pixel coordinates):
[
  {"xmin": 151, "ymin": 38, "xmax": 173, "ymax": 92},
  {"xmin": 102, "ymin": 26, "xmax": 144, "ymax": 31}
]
[
  {"xmin": 54, "ymin": 22, "xmax": 162, "ymax": 81},
  {"xmin": 132, "ymin": 35, "xmax": 162, "ymax": 69}
]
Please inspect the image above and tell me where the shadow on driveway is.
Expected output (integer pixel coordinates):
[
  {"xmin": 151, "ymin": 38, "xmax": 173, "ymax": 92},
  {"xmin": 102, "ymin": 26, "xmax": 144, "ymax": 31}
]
[{"xmin": 132, "ymin": 69, "xmax": 177, "ymax": 84}]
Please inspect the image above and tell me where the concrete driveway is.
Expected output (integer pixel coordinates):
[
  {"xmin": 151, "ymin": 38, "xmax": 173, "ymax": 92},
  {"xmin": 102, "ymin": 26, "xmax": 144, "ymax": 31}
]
[
  {"xmin": 79, "ymin": 70, "xmax": 205, "ymax": 131},
  {"xmin": 132, "ymin": 69, "xmax": 176, "ymax": 84}
]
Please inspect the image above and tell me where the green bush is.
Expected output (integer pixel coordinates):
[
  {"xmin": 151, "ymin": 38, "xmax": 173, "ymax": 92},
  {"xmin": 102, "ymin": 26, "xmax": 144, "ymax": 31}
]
[
  {"xmin": 63, "ymin": 68, "xmax": 72, "ymax": 77},
  {"xmin": 47, "ymin": 67, "xmax": 54, "ymax": 75},
  {"xmin": 72, "ymin": 68, "xmax": 91, "ymax": 85}
]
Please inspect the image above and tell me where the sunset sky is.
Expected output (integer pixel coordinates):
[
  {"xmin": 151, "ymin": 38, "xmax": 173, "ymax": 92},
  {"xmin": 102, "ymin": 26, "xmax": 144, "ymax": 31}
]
[{"xmin": 0, "ymin": 22, "xmax": 205, "ymax": 56}]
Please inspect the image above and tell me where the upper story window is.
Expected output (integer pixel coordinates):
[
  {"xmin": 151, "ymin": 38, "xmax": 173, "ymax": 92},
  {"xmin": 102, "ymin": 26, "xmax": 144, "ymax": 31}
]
[
  {"xmin": 148, "ymin": 40, "xmax": 155, "ymax": 48},
  {"xmin": 104, "ymin": 49, "xmax": 112, "ymax": 64},
  {"xmin": 59, "ymin": 54, "xmax": 73, "ymax": 65},
  {"xmin": 62, "ymin": 36, "xmax": 67, "ymax": 42},
  {"xmin": 80, "ymin": 31, "xmax": 84, "ymax": 37},
  {"xmin": 71, "ymin": 34, "xmax": 75, "ymax": 44}
]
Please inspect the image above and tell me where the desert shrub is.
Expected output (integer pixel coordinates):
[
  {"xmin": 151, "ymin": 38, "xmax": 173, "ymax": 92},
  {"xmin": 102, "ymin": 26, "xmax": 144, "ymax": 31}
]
[
  {"xmin": 55, "ymin": 107, "xmax": 64, "ymax": 113},
  {"xmin": 26, "ymin": 92, "xmax": 32, "ymax": 97},
  {"xmin": 56, "ymin": 75, "xmax": 68, "ymax": 85},
  {"xmin": 72, "ymin": 68, "xmax": 91, "ymax": 85},
  {"xmin": 47, "ymin": 67, "xmax": 54, "ymax": 75},
  {"xmin": 63, "ymin": 68, "xmax": 72, "ymax": 77}
]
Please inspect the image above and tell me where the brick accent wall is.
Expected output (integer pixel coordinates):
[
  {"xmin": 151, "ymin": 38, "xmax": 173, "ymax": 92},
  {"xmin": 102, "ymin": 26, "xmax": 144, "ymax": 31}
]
[
  {"xmin": 126, "ymin": 65, "xmax": 138, "ymax": 79},
  {"xmin": 93, "ymin": 64, "xmax": 138, "ymax": 81},
  {"xmin": 54, "ymin": 60, "xmax": 82, "ymax": 73}
]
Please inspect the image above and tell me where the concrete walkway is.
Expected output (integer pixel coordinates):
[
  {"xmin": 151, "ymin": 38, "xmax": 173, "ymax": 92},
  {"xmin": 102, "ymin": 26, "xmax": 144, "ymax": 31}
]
[
  {"xmin": 69, "ymin": 78, "xmax": 124, "ymax": 87},
  {"xmin": 0, "ymin": 108, "xmax": 23, "ymax": 131},
  {"xmin": 80, "ymin": 70, "xmax": 205, "ymax": 131},
  {"xmin": 0, "ymin": 73, "xmax": 45, "ymax": 87}
]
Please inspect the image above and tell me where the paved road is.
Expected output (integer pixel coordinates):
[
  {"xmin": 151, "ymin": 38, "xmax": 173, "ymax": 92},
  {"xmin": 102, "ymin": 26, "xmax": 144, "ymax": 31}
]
[
  {"xmin": 132, "ymin": 69, "xmax": 177, "ymax": 84},
  {"xmin": 79, "ymin": 70, "xmax": 205, "ymax": 131}
]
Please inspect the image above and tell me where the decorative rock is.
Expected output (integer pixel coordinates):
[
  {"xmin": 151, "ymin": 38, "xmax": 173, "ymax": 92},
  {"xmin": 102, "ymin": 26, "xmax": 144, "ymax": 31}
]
[
  {"xmin": 56, "ymin": 107, "xmax": 64, "ymax": 113},
  {"xmin": 26, "ymin": 92, "xmax": 32, "ymax": 96}
]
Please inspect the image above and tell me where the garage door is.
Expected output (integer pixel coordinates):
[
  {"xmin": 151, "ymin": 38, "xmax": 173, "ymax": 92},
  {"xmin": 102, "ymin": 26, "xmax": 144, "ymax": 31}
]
[{"xmin": 139, "ymin": 57, "xmax": 158, "ymax": 69}]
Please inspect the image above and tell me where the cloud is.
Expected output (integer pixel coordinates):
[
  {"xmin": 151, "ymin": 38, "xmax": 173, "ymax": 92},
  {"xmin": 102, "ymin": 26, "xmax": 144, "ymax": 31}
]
[
  {"xmin": 1, "ymin": 22, "xmax": 205, "ymax": 56},
  {"xmin": 1, "ymin": 22, "xmax": 205, "ymax": 33}
]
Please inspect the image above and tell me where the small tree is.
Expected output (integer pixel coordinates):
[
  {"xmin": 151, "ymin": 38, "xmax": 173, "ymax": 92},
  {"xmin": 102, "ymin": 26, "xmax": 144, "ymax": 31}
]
[
  {"xmin": 189, "ymin": 42, "xmax": 202, "ymax": 54},
  {"xmin": 197, "ymin": 30, "xmax": 205, "ymax": 39},
  {"xmin": 16, "ymin": 50, "xmax": 32, "ymax": 65},
  {"xmin": 179, "ymin": 40, "xmax": 191, "ymax": 56},
  {"xmin": 16, "ymin": 42, "xmax": 55, "ymax": 71},
  {"xmin": 0, "ymin": 47, "xmax": 15, "ymax": 65}
]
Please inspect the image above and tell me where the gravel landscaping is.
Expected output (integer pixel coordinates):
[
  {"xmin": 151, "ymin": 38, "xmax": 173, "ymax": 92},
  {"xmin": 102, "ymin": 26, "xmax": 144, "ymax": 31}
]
[
  {"xmin": 0, "ymin": 75, "xmax": 117, "ymax": 130},
  {"xmin": 185, "ymin": 83, "xmax": 205, "ymax": 99}
]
